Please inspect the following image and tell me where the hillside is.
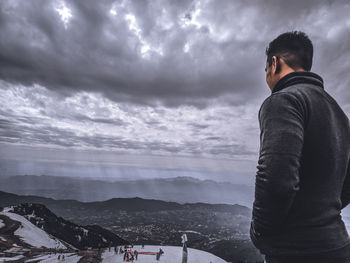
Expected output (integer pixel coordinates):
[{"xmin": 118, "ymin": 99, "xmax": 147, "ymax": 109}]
[
  {"xmin": 0, "ymin": 204, "xmax": 232, "ymax": 262},
  {"xmin": 3, "ymin": 203, "xmax": 128, "ymax": 250},
  {"xmin": 0, "ymin": 208, "xmax": 67, "ymax": 249}
]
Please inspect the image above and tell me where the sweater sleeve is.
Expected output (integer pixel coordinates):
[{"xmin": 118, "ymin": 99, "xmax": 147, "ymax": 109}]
[
  {"xmin": 250, "ymin": 92, "xmax": 305, "ymax": 239},
  {"xmin": 341, "ymin": 159, "xmax": 350, "ymax": 209}
]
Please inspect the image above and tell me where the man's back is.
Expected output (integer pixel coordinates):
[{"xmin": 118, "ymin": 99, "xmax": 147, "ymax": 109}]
[{"xmin": 250, "ymin": 71, "xmax": 350, "ymax": 256}]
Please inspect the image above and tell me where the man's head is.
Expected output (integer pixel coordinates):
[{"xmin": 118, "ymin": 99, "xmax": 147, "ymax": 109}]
[{"xmin": 265, "ymin": 31, "xmax": 314, "ymax": 91}]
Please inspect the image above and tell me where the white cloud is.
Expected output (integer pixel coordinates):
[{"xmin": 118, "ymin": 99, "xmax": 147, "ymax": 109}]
[
  {"xmin": 55, "ymin": 1, "xmax": 72, "ymax": 28},
  {"xmin": 125, "ymin": 13, "xmax": 163, "ymax": 58},
  {"xmin": 0, "ymin": 82, "xmax": 260, "ymax": 160}
]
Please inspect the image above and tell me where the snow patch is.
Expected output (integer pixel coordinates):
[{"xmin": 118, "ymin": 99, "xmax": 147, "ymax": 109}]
[
  {"xmin": 181, "ymin": 230, "xmax": 202, "ymax": 235},
  {"xmin": 0, "ymin": 218, "xmax": 5, "ymax": 229},
  {"xmin": 0, "ymin": 211, "xmax": 66, "ymax": 249},
  {"xmin": 83, "ymin": 228, "xmax": 89, "ymax": 236},
  {"xmin": 101, "ymin": 245, "xmax": 227, "ymax": 263},
  {"xmin": 4, "ymin": 247, "xmax": 30, "ymax": 253},
  {"xmin": 0, "ymin": 254, "xmax": 25, "ymax": 261},
  {"xmin": 25, "ymin": 210, "xmax": 36, "ymax": 220},
  {"xmin": 3, "ymin": 206, "xmax": 14, "ymax": 212},
  {"xmin": 76, "ymin": 234, "xmax": 82, "ymax": 242}
]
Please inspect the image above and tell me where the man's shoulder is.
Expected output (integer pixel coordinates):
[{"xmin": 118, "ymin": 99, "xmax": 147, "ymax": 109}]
[{"xmin": 259, "ymin": 91, "xmax": 301, "ymax": 119}]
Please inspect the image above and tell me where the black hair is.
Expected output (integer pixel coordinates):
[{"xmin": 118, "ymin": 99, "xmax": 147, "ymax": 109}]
[{"xmin": 266, "ymin": 31, "xmax": 313, "ymax": 73}]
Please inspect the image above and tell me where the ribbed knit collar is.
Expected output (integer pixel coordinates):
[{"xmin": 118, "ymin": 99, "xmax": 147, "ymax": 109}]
[{"xmin": 272, "ymin": 71, "xmax": 324, "ymax": 93}]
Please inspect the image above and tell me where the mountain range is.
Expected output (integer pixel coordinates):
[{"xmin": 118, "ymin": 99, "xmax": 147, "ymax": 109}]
[{"xmin": 0, "ymin": 175, "xmax": 254, "ymax": 207}]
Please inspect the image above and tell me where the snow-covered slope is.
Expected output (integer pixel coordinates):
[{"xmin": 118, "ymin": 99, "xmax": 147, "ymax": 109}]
[
  {"xmin": 2, "ymin": 203, "xmax": 128, "ymax": 250},
  {"xmin": 102, "ymin": 245, "xmax": 227, "ymax": 263},
  {"xmin": 0, "ymin": 210, "xmax": 66, "ymax": 249}
]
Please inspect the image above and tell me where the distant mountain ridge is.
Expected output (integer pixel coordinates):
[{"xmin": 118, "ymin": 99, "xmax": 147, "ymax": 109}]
[
  {"xmin": 0, "ymin": 175, "xmax": 254, "ymax": 207},
  {"xmin": 0, "ymin": 190, "xmax": 251, "ymax": 219}
]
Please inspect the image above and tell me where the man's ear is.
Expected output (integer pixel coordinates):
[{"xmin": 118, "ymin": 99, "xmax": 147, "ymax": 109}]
[{"xmin": 271, "ymin": 56, "xmax": 277, "ymax": 74}]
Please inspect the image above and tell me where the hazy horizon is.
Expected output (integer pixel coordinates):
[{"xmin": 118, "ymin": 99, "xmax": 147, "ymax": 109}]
[{"xmin": 0, "ymin": 168, "xmax": 251, "ymax": 185}]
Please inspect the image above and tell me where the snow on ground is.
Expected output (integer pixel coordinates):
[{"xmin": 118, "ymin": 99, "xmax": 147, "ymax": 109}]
[
  {"xmin": 25, "ymin": 253, "xmax": 81, "ymax": 263},
  {"xmin": 0, "ymin": 254, "xmax": 25, "ymax": 261},
  {"xmin": 102, "ymin": 245, "xmax": 227, "ymax": 263},
  {"xmin": 3, "ymin": 206, "xmax": 14, "ymax": 212},
  {"xmin": 0, "ymin": 211, "xmax": 66, "ymax": 249},
  {"xmin": 25, "ymin": 254, "xmax": 54, "ymax": 262},
  {"xmin": 343, "ymin": 216, "xmax": 350, "ymax": 230},
  {"xmin": 0, "ymin": 218, "xmax": 4, "ymax": 229}
]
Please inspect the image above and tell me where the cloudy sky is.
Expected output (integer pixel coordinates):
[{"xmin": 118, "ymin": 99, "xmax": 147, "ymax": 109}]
[{"xmin": 0, "ymin": 0, "xmax": 349, "ymax": 184}]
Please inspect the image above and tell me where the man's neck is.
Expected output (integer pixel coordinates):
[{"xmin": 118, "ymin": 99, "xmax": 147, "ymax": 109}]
[
  {"xmin": 272, "ymin": 68, "xmax": 305, "ymax": 92},
  {"xmin": 272, "ymin": 70, "xmax": 324, "ymax": 94}
]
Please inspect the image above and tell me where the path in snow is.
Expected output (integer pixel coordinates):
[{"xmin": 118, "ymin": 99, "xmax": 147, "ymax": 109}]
[
  {"xmin": 25, "ymin": 253, "xmax": 82, "ymax": 263},
  {"xmin": 102, "ymin": 245, "xmax": 227, "ymax": 263}
]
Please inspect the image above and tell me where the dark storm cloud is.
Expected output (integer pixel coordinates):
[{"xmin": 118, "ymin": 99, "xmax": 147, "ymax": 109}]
[
  {"xmin": 205, "ymin": 136, "xmax": 222, "ymax": 141},
  {"xmin": 2, "ymin": 0, "xmax": 349, "ymax": 108},
  {"xmin": 189, "ymin": 123, "xmax": 210, "ymax": 130},
  {"xmin": 0, "ymin": 0, "xmax": 349, "ymax": 178}
]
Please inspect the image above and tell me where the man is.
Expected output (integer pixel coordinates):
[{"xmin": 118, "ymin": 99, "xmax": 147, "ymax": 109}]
[{"xmin": 250, "ymin": 31, "xmax": 350, "ymax": 262}]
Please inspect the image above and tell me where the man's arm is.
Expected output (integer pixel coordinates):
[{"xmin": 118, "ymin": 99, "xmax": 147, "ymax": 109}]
[
  {"xmin": 250, "ymin": 92, "xmax": 305, "ymax": 239},
  {"xmin": 341, "ymin": 159, "xmax": 350, "ymax": 209}
]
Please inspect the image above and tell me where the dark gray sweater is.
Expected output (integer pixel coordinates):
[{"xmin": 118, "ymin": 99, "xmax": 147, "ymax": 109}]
[{"xmin": 250, "ymin": 71, "xmax": 350, "ymax": 256}]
